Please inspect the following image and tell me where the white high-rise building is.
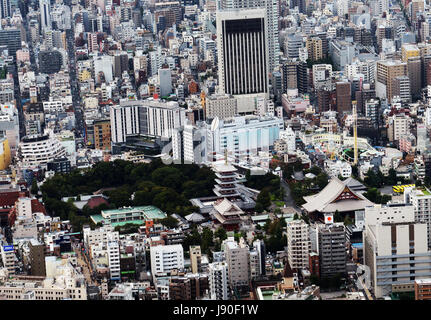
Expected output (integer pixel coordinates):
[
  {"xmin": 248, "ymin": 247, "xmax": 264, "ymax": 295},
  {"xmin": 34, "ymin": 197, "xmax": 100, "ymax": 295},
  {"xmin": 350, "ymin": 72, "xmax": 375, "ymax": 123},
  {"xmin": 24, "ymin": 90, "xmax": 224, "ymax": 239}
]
[
  {"xmin": 39, "ymin": 0, "xmax": 52, "ymax": 31},
  {"xmin": 336, "ymin": 0, "xmax": 349, "ymax": 16},
  {"xmin": 279, "ymin": 126, "xmax": 296, "ymax": 152},
  {"xmin": 208, "ymin": 115, "xmax": 284, "ymax": 161},
  {"xmin": 364, "ymin": 203, "xmax": 431, "ymax": 298},
  {"xmin": 391, "ymin": 114, "xmax": 410, "ymax": 142},
  {"xmin": 150, "ymin": 244, "xmax": 184, "ymax": 278},
  {"xmin": 425, "ymin": 106, "xmax": 431, "ymax": 126},
  {"xmin": 18, "ymin": 133, "xmax": 66, "ymax": 169},
  {"xmin": 208, "ymin": 261, "xmax": 230, "ymax": 300},
  {"xmin": 107, "ymin": 240, "xmax": 120, "ymax": 281},
  {"xmin": 405, "ymin": 187, "xmax": 431, "ymax": 249},
  {"xmin": 0, "ymin": 244, "xmax": 15, "ymax": 275},
  {"xmin": 83, "ymin": 225, "xmax": 119, "ymax": 247},
  {"xmin": 139, "ymin": 99, "xmax": 186, "ymax": 139},
  {"xmin": 285, "ymin": 34, "xmax": 303, "ymax": 60},
  {"xmin": 287, "ymin": 220, "xmax": 311, "ymax": 270},
  {"xmin": 223, "ymin": 237, "xmax": 250, "ymax": 290},
  {"xmin": 110, "ymin": 102, "xmax": 140, "ymax": 143}
]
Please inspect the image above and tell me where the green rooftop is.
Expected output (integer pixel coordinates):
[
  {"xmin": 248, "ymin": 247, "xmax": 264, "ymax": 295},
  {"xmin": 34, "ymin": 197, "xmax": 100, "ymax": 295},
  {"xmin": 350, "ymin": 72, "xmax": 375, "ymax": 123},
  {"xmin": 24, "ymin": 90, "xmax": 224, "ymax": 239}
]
[
  {"xmin": 102, "ymin": 206, "xmax": 166, "ymax": 219},
  {"xmin": 90, "ymin": 214, "xmax": 105, "ymax": 224},
  {"xmin": 91, "ymin": 206, "xmax": 167, "ymax": 226}
]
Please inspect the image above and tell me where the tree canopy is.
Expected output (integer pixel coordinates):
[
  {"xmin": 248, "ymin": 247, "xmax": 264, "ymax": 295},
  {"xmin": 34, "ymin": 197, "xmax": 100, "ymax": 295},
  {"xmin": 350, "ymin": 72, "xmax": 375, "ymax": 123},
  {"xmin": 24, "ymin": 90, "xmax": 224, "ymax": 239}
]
[{"xmin": 40, "ymin": 159, "xmax": 216, "ymax": 230}]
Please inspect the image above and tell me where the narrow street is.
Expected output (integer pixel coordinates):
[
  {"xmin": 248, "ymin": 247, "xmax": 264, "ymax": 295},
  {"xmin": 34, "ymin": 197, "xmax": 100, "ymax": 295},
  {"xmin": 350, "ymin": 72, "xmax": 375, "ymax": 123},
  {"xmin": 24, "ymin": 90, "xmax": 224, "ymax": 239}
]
[
  {"xmin": 280, "ymin": 179, "xmax": 301, "ymax": 213},
  {"xmin": 75, "ymin": 246, "xmax": 97, "ymax": 286},
  {"xmin": 356, "ymin": 264, "xmax": 374, "ymax": 300}
]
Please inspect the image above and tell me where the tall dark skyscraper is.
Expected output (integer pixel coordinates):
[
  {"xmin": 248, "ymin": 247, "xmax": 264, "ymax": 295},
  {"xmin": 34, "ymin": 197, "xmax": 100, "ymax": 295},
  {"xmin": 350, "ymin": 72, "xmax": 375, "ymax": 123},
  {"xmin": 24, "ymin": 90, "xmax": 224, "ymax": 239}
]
[
  {"xmin": 0, "ymin": 29, "xmax": 21, "ymax": 58},
  {"xmin": 216, "ymin": 9, "xmax": 269, "ymax": 96},
  {"xmin": 0, "ymin": 0, "xmax": 11, "ymax": 19}
]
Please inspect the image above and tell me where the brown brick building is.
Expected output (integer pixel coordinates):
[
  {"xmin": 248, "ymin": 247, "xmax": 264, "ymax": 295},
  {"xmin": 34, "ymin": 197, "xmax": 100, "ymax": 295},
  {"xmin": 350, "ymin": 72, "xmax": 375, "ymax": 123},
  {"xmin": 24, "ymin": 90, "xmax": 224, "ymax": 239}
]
[
  {"xmin": 169, "ymin": 275, "xmax": 209, "ymax": 300},
  {"xmin": 336, "ymin": 82, "xmax": 351, "ymax": 113}
]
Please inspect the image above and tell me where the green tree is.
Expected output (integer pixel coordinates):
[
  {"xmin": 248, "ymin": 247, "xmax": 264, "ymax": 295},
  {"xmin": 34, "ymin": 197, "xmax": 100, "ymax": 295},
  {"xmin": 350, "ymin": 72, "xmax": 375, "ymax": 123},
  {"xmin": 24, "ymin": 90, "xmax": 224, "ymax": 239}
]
[
  {"xmin": 334, "ymin": 210, "xmax": 343, "ymax": 223},
  {"xmin": 256, "ymin": 188, "xmax": 271, "ymax": 210},
  {"xmin": 201, "ymin": 227, "xmax": 214, "ymax": 253},
  {"xmin": 351, "ymin": 165, "xmax": 359, "ymax": 179},
  {"xmin": 310, "ymin": 166, "xmax": 322, "ymax": 176},
  {"xmin": 316, "ymin": 172, "xmax": 329, "ymax": 190},
  {"xmin": 158, "ymin": 215, "xmax": 178, "ymax": 229},
  {"xmin": 215, "ymin": 227, "xmax": 227, "ymax": 241},
  {"xmin": 31, "ymin": 179, "xmax": 39, "ymax": 195},
  {"xmin": 386, "ymin": 168, "xmax": 398, "ymax": 185},
  {"xmin": 293, "ymin": 160, "xmax": 304, "ymax": 172}
]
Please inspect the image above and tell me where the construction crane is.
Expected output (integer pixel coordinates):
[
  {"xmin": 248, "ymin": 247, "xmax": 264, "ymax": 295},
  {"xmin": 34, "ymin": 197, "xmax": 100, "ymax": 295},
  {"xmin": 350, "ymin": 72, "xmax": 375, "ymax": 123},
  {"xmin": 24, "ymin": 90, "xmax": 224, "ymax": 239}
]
[{"xmin": 352, "ymin": 101, "xmax": 358, "ymax": 165}]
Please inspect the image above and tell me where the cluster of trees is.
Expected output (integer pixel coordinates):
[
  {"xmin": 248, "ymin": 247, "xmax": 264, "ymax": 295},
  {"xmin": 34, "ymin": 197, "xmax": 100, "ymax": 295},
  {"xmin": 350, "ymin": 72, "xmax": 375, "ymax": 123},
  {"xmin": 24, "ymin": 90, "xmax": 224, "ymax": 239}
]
[
  {"xmin": 245, "ymin": 171, "xmax": 280, "ymax": 192},
  {"xmin": 182, "ymin": 226, "xmax": 225, "ymax": 259},
  {"xmin": 40, "ymin": 159, "xmax": 217, "ymax": 230},
  {"xmin": 245, "ymin": 171, "xmax": 281, "ymax": 213},
  {"xmin": 364, "ymin": 168, "xmax": 406, "ymax": 188},
  {"xmin": 262, "ymin": 218, "xmax": 287, "ymax": 254},
  {"xmin": 363, "ymin": 188, "xmax": 392, "ymax": 204},
  {"xmin": 0, "ymin": 66, "xmax": 7, "ymax": 79},
  {"xmin": 289, "ymin": 166, "xmax": 329, "ymax": 207},
  {"xmin": 278, "ymin": 160, "xmax": 305, "ymax": 180}
]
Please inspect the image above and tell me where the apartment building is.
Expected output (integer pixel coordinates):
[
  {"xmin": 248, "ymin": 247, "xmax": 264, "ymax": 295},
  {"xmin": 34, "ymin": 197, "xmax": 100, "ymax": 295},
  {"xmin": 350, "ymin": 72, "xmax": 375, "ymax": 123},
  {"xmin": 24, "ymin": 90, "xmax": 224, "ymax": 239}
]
[
  {"xmin": 0, "ymin": 245, "xmax": 15, "ymax": 275},
  {"xmin": 205, "ymin": 94, "xmax": 237, "ymax": 120},
  {"xmin": 306, "ymin": 37, "xmax": 323, "ymax": 62},
  {"xmin": 108, "ymin": 241, "xmax": 120, "ymax": 281},
  {"xmin": 364, "ymin": 203, "xmax": 431, "ymax": 298},
  {"xmin": 317, "ymin": 222, "xmax": 347, "ymax": 278},
  {"xmin": 18, "ymin": 133, "xmax": 66, "ymax": 169},
  {"xmin": 83, "ymin": 225, "xmax": 119, "ymax": 247},
  {"xmin": 150, "ymin": 244, "xmax": 184, "ymax": 278},
  {"xmin": 376, "ymin": 60, "xmax": 408, "ymax": 103},
  {"xmin": 190, "ymin": 245, "xmax": 202, "ymax": 274},
  {"xmin": 389, "ymin": 114, "xmax": 410, "ymax": 142},
  {"xmin": 405, "ymin": 187, "xmax": 431, "ymax": 248},
  {"xmin": 415, "ymin": 279, "xmax": 431, "ymax": 300},
  {"xmin": 223, "ymin": 238, "xmax": 250, "ymax": 290},
  {"xmin": 169, "ymin": 274, "xmax": 209, "ymax": 300},
  {"xmin": 208, "ymin": 261, "xmax": 230, "ymax": 300},
  {"xmin": 287, "ymin": 220, "xmax": 311, "ymax": 270},
  {"xmin": 0, "ymin": 278, "xmax": 87, "ymax": 300}
]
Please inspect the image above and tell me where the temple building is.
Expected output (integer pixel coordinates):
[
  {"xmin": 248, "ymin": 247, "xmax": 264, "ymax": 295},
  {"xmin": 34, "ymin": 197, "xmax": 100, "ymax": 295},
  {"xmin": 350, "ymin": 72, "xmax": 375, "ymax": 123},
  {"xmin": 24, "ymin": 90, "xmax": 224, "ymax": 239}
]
[
  {"xmin": 210, "ymin": 198, "xmax": 244, "ymax": 231},
  {"xmin": 302, "ymin": 177, "xmax": 373, "ymax": 220},
  {"xmin": 189, "ymin": 160, "xmax": 256, "ymax": 214}
]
